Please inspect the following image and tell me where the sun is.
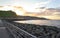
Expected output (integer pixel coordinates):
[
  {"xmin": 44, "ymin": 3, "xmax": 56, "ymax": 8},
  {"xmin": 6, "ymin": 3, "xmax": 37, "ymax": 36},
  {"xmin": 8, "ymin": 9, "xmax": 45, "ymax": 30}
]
[
  {"xmin": 14, "ymin": 10, "xmax": 24, "ymax": 16},
  {"xmin": 12, "ymin": 6, "xmax": 26, "ymax": 16}
]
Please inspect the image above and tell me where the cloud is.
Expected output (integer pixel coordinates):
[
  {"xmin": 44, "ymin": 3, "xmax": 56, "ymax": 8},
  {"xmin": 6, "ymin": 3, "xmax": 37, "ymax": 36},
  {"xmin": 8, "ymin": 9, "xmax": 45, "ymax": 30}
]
[
  {"xmin": 33, "ymin": 0, "xmax": 54, "ymax": 12},
  {"xmin": 35, "ymin": 1, "xmax": 50, "ymax": 7},
  {"xmin": 33, "ymin": 1, "xmax": 49, "ymax": 12},
  {"xmin": 35, "ymin": 0, "xmax": 55, "ymax": 8}
]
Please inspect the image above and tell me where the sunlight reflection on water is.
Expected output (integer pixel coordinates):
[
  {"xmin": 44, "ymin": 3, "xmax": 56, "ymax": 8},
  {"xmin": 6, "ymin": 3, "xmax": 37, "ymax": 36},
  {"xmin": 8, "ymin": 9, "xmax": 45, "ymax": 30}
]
[{"xmin": 14, "ymin": 20, "xmax": 60, "ymax": 28}]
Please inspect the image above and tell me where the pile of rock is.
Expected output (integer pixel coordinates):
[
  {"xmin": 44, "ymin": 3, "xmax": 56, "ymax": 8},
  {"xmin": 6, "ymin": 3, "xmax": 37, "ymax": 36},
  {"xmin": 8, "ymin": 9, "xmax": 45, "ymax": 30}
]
[{"xmin": 10, "ymin": 22, "xmax": 60, "ymax": 38}]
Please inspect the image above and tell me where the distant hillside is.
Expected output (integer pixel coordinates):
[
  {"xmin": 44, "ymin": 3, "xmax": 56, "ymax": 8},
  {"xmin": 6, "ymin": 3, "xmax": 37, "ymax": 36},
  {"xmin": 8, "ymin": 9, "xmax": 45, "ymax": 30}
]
[
  {"xmin": 0, "ymin": 10, "xmax": 49, "ymax": 20},
  {"xmin": 0, "ymin": 10, "xmax": 17, "ymax": 17},
  {"xmin": 19, "ymin": 16, "xmax": 49, "ymax": 20},
  {"xmin": 5, "ymin": 16, "xmax": 49, "ymax": 21}
]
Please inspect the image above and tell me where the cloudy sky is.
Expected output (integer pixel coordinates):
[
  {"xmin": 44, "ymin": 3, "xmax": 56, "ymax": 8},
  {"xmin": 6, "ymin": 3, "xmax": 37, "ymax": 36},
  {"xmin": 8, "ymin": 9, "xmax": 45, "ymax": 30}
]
[{"xmin": 0, "ymin": 0, "xmax": 60, "ymax": 12}]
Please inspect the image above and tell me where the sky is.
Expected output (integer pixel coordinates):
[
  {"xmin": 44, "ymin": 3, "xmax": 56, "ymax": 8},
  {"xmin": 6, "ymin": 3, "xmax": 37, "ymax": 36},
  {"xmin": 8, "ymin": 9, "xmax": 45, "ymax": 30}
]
[{"xmin": 0, "ymin": 0, "xmax": 60, "ymax": 12}]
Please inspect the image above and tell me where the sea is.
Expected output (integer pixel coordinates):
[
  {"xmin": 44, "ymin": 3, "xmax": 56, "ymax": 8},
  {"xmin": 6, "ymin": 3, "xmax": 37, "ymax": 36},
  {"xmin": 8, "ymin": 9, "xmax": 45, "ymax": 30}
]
[{"xmin": 14, "ymin": 20, "xmax": 60, "ymax": 28}]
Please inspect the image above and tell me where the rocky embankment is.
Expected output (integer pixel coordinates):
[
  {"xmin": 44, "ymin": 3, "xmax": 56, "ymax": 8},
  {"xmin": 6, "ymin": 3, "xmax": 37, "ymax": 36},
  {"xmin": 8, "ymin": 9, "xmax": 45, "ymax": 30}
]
[{"xmin": 9, "ymin": 22, "xmax": 60, "ymax": 38}]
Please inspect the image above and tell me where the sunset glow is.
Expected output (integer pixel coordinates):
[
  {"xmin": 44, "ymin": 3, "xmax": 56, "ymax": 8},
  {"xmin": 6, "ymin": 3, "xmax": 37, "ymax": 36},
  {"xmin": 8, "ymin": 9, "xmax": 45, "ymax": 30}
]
[
  {"xmin": 0, "ymin": 0, "xmax": 60, "ymax": 20},
  {"xmin": 14, "ymin": 10, "xmax": 24, "ymax": 15},
  {"xmin": 0, "ymin": 6, "xmax": 26, "ymax": 15}
]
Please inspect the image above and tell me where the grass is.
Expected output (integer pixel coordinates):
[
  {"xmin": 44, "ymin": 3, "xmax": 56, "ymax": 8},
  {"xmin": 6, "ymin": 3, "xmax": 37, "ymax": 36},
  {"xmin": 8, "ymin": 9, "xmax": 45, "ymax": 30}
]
[{"xmin": 0, "ymin": 10, "xmax": 17, "ymax": 17}]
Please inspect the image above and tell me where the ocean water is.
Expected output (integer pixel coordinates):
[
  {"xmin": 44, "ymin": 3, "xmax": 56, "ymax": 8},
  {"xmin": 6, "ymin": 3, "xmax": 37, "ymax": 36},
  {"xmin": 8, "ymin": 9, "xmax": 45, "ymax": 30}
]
[{"xmin": 14, "ymin": 20, "xmax": 60, "ymax": 28}]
